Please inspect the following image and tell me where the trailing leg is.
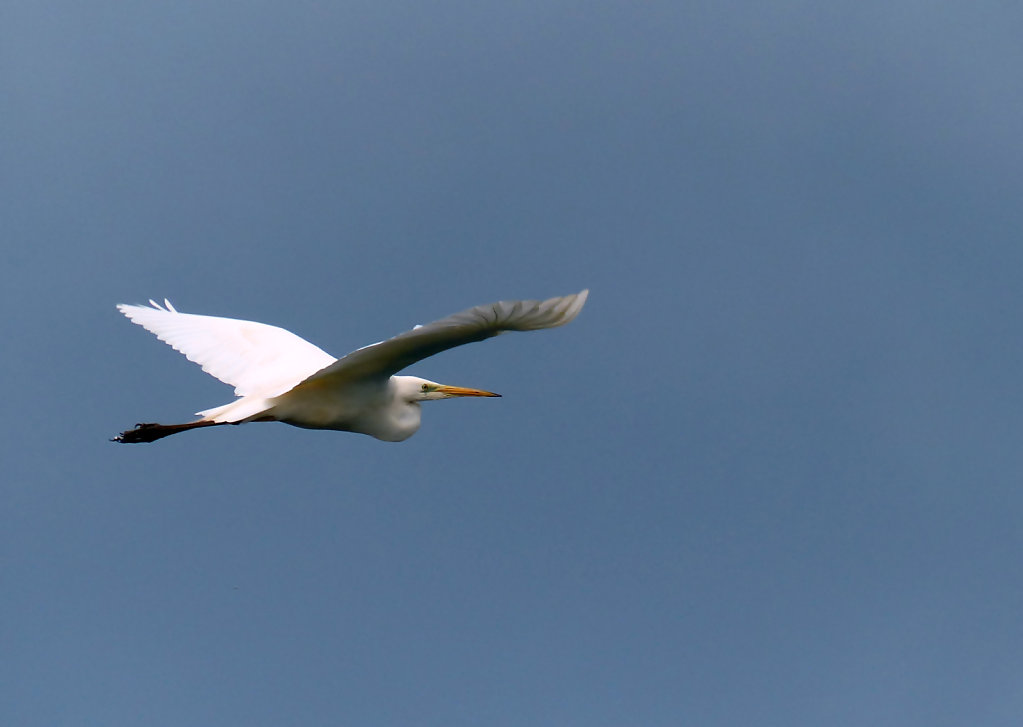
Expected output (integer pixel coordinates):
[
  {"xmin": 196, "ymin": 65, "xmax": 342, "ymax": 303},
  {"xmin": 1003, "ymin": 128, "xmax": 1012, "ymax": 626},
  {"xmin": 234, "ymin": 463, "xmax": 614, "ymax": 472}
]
[{"xmin": 112, "ymin": 420, "xmax": 224, "ymax": 444}]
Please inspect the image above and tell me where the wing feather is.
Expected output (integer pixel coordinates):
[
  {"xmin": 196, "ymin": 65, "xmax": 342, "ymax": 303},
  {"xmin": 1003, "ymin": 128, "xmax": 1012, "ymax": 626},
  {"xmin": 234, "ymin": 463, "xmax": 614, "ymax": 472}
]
[
  {"xmin": 117, "ymin": 301, "xmax": 337, "ymax": 398},
  {"xmin": 295, "ymin": 290, "xmax": 588, "ymax": 388}
]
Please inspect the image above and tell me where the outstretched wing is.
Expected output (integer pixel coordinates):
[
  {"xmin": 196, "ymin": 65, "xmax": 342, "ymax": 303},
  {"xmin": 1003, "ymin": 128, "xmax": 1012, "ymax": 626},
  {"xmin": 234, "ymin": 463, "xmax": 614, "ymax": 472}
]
[
  {"xmin": 117, "ymin": 299, "xmax": 337, "ymax": 398},
  {"xmin": 294, "ymin": 290, "xmax": 589, "ymax": 388}
]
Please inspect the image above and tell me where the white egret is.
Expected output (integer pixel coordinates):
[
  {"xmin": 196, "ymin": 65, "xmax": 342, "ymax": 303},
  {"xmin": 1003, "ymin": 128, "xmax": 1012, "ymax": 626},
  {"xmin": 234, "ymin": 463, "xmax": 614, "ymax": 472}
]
[{"xmin": 113, "ymin": 290, "xmax": 588, "ymax": 443}]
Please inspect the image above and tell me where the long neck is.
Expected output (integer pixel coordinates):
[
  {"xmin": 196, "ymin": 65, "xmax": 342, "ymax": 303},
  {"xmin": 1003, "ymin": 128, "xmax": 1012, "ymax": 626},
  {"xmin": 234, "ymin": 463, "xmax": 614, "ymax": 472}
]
[{"xmin": 375, "ymin": 377, "xmax": 422, "ymax": 442}]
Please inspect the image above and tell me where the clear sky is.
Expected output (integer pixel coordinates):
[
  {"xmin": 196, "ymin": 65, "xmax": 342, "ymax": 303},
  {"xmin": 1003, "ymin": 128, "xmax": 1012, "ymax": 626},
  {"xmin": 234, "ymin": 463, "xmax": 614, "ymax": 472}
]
[{"xmin": 3, "ymin": 2, "xmax": 1023, "ymax": 725}]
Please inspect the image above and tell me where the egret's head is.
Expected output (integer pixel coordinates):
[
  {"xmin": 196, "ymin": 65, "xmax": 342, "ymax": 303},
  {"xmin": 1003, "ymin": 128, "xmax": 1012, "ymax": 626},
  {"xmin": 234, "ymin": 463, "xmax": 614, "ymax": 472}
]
[{"xmin": 401, "ymin": 376, "xmax": 501, "ymax": 402}]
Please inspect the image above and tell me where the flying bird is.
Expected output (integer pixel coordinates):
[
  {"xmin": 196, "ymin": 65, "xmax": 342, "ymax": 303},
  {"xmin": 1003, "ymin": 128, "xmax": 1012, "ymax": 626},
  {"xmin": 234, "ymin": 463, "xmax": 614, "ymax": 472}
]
[{"xmin": 113, "ymin": 290, "xmax": 588, "ymax": 443}]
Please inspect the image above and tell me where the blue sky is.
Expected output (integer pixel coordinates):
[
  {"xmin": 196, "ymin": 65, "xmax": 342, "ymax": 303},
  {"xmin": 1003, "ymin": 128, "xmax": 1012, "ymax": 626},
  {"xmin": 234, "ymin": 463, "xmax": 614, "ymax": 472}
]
[{"xmin": 3, "ymin": 2, "xmax": 1023, "ymax": 725}]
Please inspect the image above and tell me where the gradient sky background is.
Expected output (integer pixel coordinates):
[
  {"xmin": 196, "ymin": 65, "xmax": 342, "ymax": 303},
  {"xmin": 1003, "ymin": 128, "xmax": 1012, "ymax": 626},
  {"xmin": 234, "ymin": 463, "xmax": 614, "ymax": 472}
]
[{"xmin": 4, "ymin": 2, "xmax": 1023, "ymax": 725}]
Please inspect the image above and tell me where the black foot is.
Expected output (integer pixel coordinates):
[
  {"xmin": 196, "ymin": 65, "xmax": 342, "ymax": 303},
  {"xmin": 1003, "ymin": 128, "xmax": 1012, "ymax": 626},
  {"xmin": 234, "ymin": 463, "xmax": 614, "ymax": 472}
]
[
  {"xmin": 112, "ymin": 423, "xmax": 164, "ymax": 443},
  {"xmin": 112, "ymin": 420, "xmax": 220, "ymax": 443}
]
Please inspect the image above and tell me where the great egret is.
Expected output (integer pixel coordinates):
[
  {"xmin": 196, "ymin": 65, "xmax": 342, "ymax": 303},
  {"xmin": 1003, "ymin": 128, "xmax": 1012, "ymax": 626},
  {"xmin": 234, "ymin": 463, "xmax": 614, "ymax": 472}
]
[{"xmin": 113, "ymin": 290, "xmax": 588, "ymax": 443}]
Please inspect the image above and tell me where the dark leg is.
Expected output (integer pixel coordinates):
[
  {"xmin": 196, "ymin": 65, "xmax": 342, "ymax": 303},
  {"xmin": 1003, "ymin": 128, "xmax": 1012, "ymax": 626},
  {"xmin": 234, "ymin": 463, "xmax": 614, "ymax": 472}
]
[{"xmin": 112, "ymin": 420, "xmax": 225, "ymax": 443}]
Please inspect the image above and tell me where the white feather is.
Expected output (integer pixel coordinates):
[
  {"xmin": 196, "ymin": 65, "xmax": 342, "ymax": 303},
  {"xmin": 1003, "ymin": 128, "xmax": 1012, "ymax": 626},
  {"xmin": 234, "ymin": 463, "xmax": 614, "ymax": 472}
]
[{"xmin": 116, "ymin": 302, "xmax": 337, "ymax": 399}]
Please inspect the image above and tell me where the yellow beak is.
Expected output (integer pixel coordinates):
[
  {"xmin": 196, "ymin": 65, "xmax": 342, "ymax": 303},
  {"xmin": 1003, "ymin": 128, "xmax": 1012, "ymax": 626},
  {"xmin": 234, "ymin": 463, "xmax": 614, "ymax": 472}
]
[{"xmin": 435, "ymin": 385, "xmax": 501, "ymax": 398}]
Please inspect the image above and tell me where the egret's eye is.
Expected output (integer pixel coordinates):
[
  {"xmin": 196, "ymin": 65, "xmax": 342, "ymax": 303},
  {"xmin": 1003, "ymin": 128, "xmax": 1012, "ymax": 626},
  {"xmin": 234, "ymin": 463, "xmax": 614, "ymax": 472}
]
[{"xmin": 421, "ymin": 383, "xmax": 430, "ymax": 392}]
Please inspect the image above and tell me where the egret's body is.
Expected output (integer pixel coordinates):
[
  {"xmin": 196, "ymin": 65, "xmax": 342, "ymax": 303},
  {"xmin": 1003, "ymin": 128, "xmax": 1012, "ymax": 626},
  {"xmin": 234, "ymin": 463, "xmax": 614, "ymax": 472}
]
[
  {"xmin": 114, "ymin": 291, "xmax": 587, "ymax": 443},
  {"xmin": 268, "ymin": 375, "xmax": 435, "ymax": 441}
]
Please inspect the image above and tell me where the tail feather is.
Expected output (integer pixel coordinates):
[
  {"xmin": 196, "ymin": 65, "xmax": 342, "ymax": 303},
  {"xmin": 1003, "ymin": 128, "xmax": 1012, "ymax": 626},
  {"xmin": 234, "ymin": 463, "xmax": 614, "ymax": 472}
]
[
  {"xmin": 112, "ymin": 420, "xmax": 224, "ymax": 444},
  {"xmin": 195, "ymin": 396, "xmax": 274, "ymax": 423}
]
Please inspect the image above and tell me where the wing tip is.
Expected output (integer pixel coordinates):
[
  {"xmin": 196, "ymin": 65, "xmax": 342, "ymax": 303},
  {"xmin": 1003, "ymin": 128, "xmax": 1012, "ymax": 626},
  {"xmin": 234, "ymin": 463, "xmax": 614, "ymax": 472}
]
[
  {"xmin": 571, "ymin": 288, "xmax": 589, "ymax": 312},
  {"xmin": 116, "ymin": 298, "xmax": 180, "ymax": 317},
  {"xmin": 548, "ymin": 288, "xmax": 589, "ymax": 326}
]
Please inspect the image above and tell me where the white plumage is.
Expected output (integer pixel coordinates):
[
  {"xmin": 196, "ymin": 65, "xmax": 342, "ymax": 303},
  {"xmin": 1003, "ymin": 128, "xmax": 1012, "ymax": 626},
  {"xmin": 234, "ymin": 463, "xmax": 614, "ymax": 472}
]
[
  {"xmin": 120, "ymin": 299, "xmax": 336, "ymax": 399},
  {"xmin": 114, "ymin": 290, "xmax": 588, "ymax": 443}
]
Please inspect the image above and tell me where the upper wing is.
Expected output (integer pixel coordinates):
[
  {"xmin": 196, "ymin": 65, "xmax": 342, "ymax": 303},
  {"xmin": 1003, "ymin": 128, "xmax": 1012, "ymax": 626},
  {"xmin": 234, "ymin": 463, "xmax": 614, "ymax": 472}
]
[
  {"xmin": 117, "ymin": 299, "xmax": 337, "ymax": 398},
  {"xmin": 294, "ymin": 290, "xmax": 589, "ymax": 388}
]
